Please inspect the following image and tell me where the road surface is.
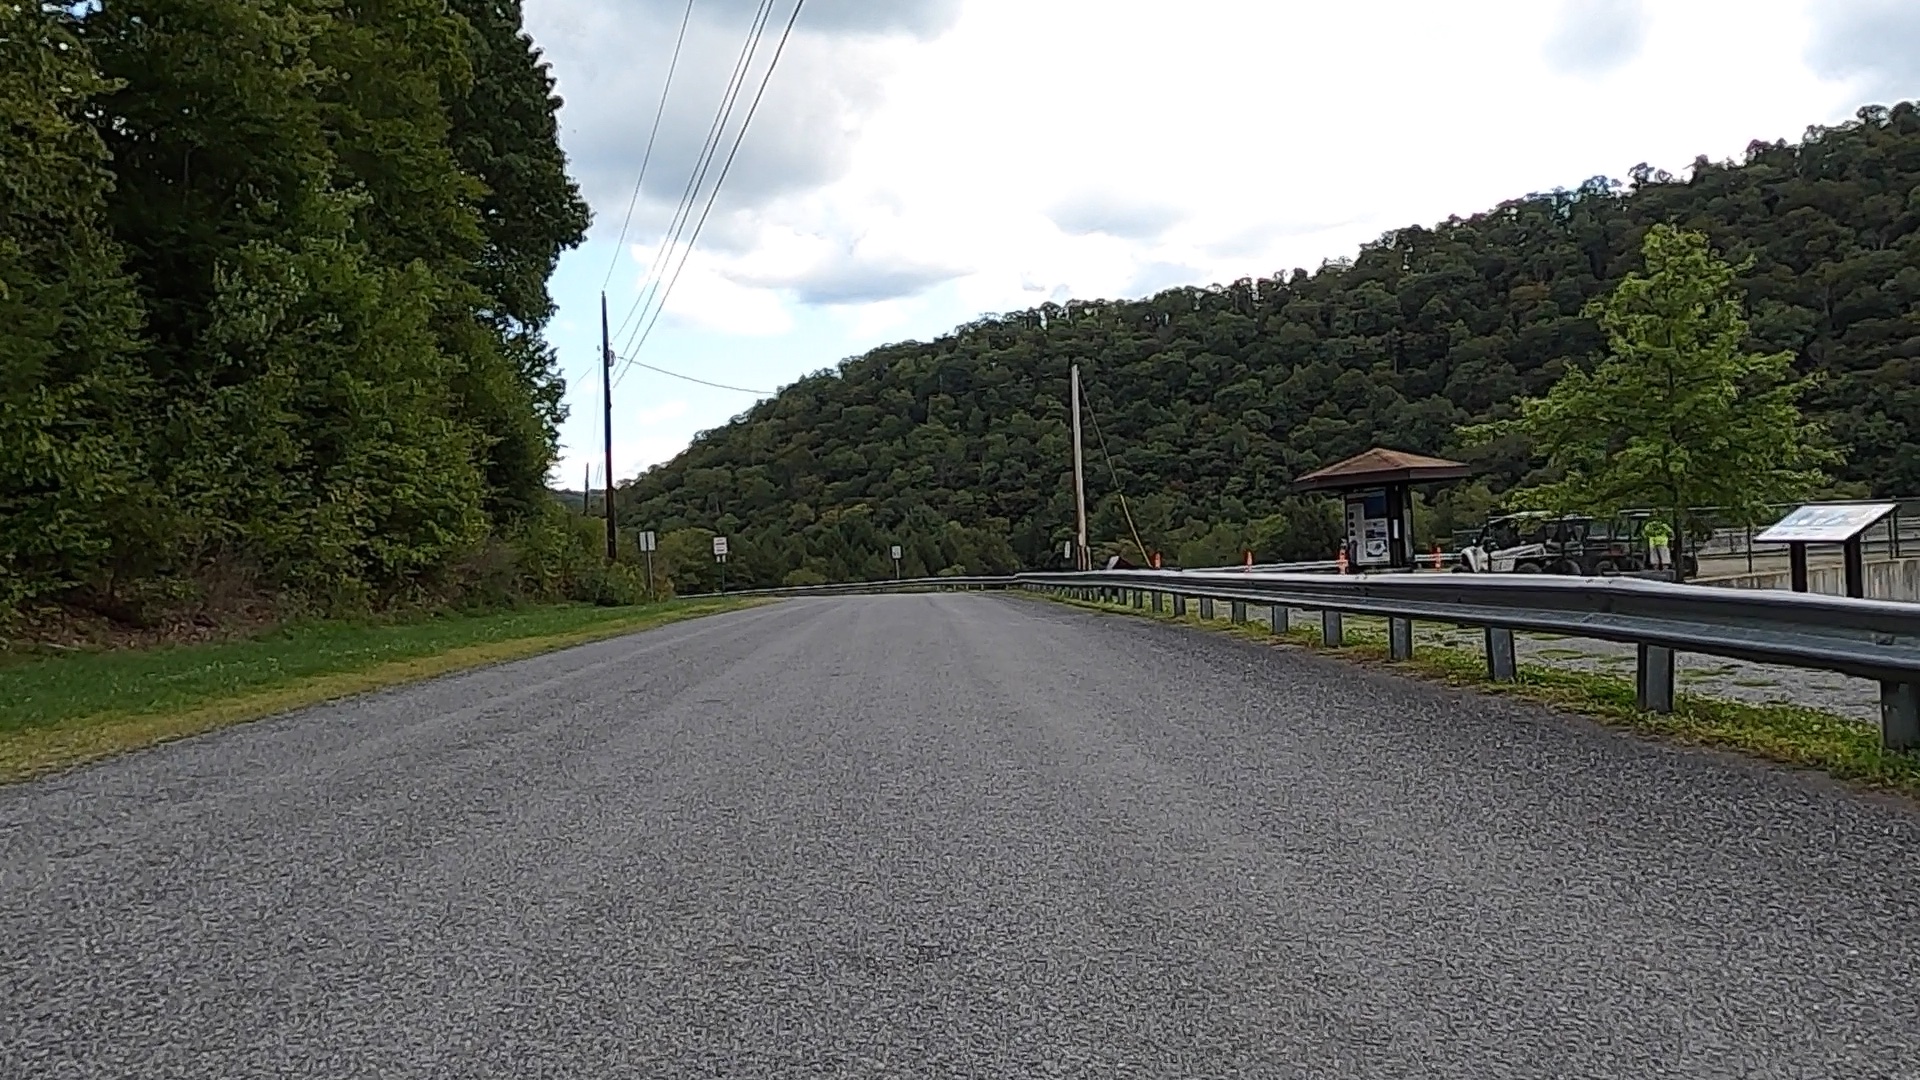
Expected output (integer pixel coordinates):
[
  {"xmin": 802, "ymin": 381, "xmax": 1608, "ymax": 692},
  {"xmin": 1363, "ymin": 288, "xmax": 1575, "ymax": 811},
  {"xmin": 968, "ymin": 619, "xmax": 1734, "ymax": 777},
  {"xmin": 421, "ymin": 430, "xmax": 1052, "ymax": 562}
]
[{"xmin": 4, "ymin": 594, "xmax": 1919, "ymax": 1078}]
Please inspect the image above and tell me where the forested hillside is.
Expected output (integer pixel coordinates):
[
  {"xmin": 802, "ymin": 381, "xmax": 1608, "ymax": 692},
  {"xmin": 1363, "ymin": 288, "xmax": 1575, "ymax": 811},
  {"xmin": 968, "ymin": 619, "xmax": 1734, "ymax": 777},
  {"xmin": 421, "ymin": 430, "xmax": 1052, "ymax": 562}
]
[
  {"xmin": 2, "ymin": 0, "xmax": 609, "ymax": 626},
  {"xmin": 624, "ymin": 103, "xmax": 1920, "ymax": 588}
]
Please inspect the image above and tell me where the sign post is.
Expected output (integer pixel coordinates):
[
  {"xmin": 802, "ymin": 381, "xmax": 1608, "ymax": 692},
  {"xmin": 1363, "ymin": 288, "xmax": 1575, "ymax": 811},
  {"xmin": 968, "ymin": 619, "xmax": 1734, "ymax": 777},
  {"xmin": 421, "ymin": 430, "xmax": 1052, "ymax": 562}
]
[
  {"xmin": 712, "ymin": 535, "xmax": 729, "ymax": 595},
  {"xmin": 890, "ymin": 544, "xmax": 902, "ymax": 580},
  {"xmin": 637, "ymin": 530, "xmax": 658, "ymax": 602}
]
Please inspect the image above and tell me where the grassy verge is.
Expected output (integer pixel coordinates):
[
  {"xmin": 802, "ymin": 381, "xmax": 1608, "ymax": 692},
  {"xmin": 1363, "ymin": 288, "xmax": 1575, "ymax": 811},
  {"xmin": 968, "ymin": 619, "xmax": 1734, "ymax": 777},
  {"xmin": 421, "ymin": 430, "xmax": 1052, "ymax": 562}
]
[
  {"xmin": 0, "ymin": 598, "xmax": 760, "ymax": 783},
  {"xmin": 1043, "ymin": 593, "xmax": 1920, "ymax": 798}
]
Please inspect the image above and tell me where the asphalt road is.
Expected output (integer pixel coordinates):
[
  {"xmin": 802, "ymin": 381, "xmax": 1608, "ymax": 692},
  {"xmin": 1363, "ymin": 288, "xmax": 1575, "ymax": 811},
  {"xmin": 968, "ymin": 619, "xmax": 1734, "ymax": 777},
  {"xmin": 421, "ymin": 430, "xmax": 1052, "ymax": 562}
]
[{"xmin": 4, "ymin": 594, "xmax": 1920, "ymax": 1078}]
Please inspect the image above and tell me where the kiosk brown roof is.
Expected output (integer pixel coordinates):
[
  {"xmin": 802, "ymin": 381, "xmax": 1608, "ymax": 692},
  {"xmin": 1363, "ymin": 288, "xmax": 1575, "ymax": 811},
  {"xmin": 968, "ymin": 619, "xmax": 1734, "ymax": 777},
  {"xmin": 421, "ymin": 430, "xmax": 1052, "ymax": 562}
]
[{"xmin": 1291, "ymin": 448, "xmax": 1473, "ymax": 493}]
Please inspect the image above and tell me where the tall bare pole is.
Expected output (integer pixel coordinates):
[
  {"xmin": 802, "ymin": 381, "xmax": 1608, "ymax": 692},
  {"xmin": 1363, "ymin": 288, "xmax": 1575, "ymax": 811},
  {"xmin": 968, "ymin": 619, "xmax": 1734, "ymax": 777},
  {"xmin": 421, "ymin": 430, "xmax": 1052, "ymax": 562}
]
[
  {"xmin": 601, "ymin": 292, "xmax": 616, "ymax": 562},
  {"xmin": 1070, "ymin": 363, "xmax": 1090, "ymax": 571}
]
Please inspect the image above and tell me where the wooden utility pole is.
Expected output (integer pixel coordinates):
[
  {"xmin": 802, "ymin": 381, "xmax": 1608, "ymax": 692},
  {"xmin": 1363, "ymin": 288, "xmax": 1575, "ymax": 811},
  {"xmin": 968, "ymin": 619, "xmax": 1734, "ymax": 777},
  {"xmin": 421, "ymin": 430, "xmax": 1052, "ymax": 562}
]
[
  {"xmin": 583, "ymin": 462, "xmax": 591, "ymax": 516},
  {"xmin": 1070, "ymin": 363, "xmax": 1090, "ymax": 571},
  {"xmin": 601, "ymin": 292, "xmax": 616, "ymax": 562}
]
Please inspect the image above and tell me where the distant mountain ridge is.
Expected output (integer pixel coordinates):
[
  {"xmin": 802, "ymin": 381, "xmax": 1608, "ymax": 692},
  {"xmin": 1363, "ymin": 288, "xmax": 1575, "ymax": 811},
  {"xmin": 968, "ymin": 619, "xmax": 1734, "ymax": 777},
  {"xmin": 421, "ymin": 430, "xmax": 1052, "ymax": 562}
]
[{"xmin": 619, "ymin": 102, "xmax": 1920, "ymax": 590}]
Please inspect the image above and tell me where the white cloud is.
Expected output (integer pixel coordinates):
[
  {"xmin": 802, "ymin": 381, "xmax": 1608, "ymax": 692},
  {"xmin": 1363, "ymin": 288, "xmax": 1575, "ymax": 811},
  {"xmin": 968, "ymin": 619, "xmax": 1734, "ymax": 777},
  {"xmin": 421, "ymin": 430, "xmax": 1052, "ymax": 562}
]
[
  {"xmin": 527, "ymin": 0, "xmax": 958, "ymax": 242},
  {"xmin": 1805, "ymin": 0, "xmax": 1920, "ymax": 103},
  {"xmin": 614, "ymin": 240, "xmax": 792, "ymax": 338},
  {"xmin": 1048, "ymin": 191, "xmax": 1185, "ymax": 240},
  {"xmin": 1544, "ymin": 0, "xmax": 1650, "ymax": 77}
]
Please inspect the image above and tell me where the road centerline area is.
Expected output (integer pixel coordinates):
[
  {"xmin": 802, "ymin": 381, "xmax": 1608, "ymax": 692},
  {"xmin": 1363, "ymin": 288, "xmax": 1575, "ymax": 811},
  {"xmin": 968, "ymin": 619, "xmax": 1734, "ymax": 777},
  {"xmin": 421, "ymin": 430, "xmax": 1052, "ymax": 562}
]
[{"xmin": 4, "ymin": 593, "xmax": 1918, "ymax": 1078}]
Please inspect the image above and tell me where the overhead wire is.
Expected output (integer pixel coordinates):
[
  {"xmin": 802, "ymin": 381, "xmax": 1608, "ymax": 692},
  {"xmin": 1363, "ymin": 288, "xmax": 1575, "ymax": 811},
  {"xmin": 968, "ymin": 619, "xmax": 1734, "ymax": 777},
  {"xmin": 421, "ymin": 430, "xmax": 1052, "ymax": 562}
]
[
  {"xmin": 1081, "ymin": 383, "xmax": 1152, "ymax": 566},
  {"xmin": 611, "ymin": 0, "xmax": 777, "ymax": 347},
  {"xmin": 616, "ymin": 0, "xmax": 808, "ymax": 380},
  {"xmin": 602, "ymin": 0, "xmax": 696, "ymax": 289},
  {"xmin": 613, "ymin": 0, "xmax": 779, "ymax": 359},
  {"xmin": 613, "ymin": 355, "xmax": 770, "ymax": 395}
]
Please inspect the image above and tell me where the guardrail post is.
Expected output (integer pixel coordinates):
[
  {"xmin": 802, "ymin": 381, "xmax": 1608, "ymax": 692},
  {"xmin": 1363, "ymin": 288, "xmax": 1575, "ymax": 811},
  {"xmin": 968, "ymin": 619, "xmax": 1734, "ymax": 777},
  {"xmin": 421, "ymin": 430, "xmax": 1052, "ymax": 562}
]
[
  {"xmin": 1271, "ymin": 605, "xmax": 1288, "ymax": 634},
  {"xmin": 1172, "ymin": 594, "xmax": 1187, "ymax": 617},
  {"xmin": 1388, "ymin": 617, "xmax": 1413, "ymax": 661},
  {"xmin": 1198, "ymin": 597, "xmax": 1215, "ymax": 620},
  {"xmin": 1636, "ymin": 644, "xmax": 1675, "ymax": 713},
  {"xmin": 1132, "ymin": 589, "xmax": 1144, "ymax": 609},
  {"xmin": 1230, "ymin": 600, "xmax": 1246, "ymax": 624},
  {"xmin": 1883, "ymin": 681, "xmax": 1919, "ymax": 752},
  {"xmin": 1322, "ymin": 610, "xmax": 1343, "ymax": 647},
  {"xmin": 1151, "ymin": 591, "xmax": 1163, "ymax": 613},
  {"xmin": 1485, "ymin": 627, "xmax": 1516, "ymax": 682}
]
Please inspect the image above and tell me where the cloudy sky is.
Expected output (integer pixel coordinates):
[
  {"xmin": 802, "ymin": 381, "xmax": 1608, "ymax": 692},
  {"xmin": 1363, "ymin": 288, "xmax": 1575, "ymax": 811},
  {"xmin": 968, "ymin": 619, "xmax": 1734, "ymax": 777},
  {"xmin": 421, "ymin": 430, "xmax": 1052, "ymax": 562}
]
[{"xmin": 526, "ymin": 0, "xmax": 1920, "ymax": 490}]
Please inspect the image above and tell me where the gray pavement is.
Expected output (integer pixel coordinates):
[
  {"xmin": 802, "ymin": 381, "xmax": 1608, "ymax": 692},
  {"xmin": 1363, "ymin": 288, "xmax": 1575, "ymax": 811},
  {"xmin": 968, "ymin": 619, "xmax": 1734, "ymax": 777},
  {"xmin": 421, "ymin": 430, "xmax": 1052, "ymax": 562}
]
[{"xmin": 3, "ymin": 593, "xmax": 1920, "ymax": 1078}]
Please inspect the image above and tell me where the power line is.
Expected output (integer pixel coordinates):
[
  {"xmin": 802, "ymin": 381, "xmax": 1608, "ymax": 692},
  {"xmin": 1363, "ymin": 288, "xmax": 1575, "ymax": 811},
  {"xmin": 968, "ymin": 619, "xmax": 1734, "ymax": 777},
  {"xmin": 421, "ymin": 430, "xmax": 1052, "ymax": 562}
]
[
  {"xmin": 611, "ymin": 0, "xmax": 777, "ymax": 346},
  {"xmin": 615, "ymin": 355, "xmax": 770, "ymax": 395},
  {"xmin": 1080, "ymin": 382, "xmax": 1152, "ymax": 565},
  {"xmin": 617, "ymin": 0, "xmax": 807, "ymax": 380},
  {"xmin": 615, "ymin": 0, "xmax": 779, "ymax": 353},
  {"xmin": 602, "ymin": 0, "xmax": 696, "ymax": 289}
]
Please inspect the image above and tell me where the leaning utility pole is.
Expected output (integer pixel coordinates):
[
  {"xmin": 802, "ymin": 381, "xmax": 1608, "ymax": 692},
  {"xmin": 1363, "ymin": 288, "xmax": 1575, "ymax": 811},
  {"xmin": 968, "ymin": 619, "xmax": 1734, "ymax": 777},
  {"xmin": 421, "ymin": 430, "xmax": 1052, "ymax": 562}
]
[
  {"xmin": 1070, "ymin": 363, "xmax": 1090, "ymax": 571},
  {"xmin": 601, "ymin": 292, "xmax": 616, "ymax": 562}
]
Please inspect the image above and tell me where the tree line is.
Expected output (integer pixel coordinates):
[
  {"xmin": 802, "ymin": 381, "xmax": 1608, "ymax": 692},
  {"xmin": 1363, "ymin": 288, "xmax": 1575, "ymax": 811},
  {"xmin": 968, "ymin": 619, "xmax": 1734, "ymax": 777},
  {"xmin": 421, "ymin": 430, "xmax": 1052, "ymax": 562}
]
[
  {"xmin": 620, "ymin": 103, "xmax": 1920, "ymax": 586},
  {"xmin": 1, "ymin": 0, "xmax": 621, "ymax": 624}
]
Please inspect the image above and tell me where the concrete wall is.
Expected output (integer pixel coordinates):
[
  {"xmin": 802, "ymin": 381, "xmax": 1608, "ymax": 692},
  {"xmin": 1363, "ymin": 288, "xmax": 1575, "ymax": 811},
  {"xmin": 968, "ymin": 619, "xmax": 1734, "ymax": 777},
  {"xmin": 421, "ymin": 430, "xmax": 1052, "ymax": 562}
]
[{"xmin": 1700, "ymin": 557, "xmax": 1920, "ymax": 602}]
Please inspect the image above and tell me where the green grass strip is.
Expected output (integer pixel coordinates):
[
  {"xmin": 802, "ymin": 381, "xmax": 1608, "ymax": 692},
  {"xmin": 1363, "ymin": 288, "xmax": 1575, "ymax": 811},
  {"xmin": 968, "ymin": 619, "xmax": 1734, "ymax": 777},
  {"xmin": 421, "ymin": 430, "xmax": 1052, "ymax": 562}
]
[
  {"xmin": 0, "ymin": 598, "xmax": 760, "ymax": 782},
  {"xmin": 1042, "ymin": 592, "xmax": 1920, "ymax": 798}
]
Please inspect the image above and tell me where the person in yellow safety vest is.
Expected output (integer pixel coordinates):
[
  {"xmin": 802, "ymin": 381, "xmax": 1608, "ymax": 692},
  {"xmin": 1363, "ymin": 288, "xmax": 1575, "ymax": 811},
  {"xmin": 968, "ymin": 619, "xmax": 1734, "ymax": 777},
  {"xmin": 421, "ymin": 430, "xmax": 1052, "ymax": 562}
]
[{"xmin": 1644, "ymin": 519, "xmax": 1674, "ymax": 571}]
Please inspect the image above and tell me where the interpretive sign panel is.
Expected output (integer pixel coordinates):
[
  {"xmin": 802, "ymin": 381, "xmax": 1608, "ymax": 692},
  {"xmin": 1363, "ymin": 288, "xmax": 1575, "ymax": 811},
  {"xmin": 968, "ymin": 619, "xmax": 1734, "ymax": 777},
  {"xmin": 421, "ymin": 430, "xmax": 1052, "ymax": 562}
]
[{"xmin": 1754, "ymin": 504, "xmax": 1896, "ymax": 545}]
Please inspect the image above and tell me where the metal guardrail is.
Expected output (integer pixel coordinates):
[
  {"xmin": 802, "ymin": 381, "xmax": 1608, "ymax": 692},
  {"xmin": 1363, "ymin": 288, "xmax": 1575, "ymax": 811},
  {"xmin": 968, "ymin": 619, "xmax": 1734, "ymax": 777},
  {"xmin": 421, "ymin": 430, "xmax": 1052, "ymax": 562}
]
[
  {"xmin": 1178, "ymin": 559, "xmax": 1343, "ymax": 574},
  {"xmin": 1018, "ymin": 569, "xmax": 1920, "ymax": 751},
  {"xmin": 683, "ymin": 568, "xmax": 1920, "ymax": 751}
]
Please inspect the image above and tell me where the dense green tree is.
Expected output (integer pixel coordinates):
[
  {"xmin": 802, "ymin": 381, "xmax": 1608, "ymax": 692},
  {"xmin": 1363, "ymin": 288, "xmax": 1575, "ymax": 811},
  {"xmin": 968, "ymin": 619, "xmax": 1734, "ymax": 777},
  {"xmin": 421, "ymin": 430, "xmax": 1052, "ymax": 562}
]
[
  {"xmin": 76, "ymin": 0, "xmax": 493, "ymax": 599},
  {"xmin": 446, "ymin": 0, "xmax": 593, "ymax": 522},
  {"xmin": 0, "ymin": 1, "xmax": 148, "ymax": 608},
  {"xmin": 623, "ymin": 105, "xmax": 1920, "ymax": 589},
  {"xmin": 0, "ymin": 0, "xmax": 590, "ymax": 623},
  {"xmin": 1464, "ymin": 225, "xmax": 1837, "ymax": 546},
  {"xmin": 445, "ymin": 0, "xmax": 590, "ymax": 333}
]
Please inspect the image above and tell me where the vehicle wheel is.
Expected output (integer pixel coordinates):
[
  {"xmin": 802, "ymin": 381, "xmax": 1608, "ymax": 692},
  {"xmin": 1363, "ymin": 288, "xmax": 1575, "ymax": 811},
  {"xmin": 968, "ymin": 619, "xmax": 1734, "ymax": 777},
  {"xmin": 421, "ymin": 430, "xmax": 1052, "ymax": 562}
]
[
  {"xmin": 1621, "ymin": 556, "xmax": 1645, "ymax": 572},
  {"xmin": 1595, "ymin": 559, "xmax": 1619, "ymax": 576},
  {"xmin": 1550, "ymin": 559, "xmax": 1582, "ymax": 576},
  {"xmin": 1450, "ymin": 564, "xmax": 1471, "ymax": 573},
  {"xmin": 1514, "ymin": 561, "xmax": 1543, "ymax": 573}
]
